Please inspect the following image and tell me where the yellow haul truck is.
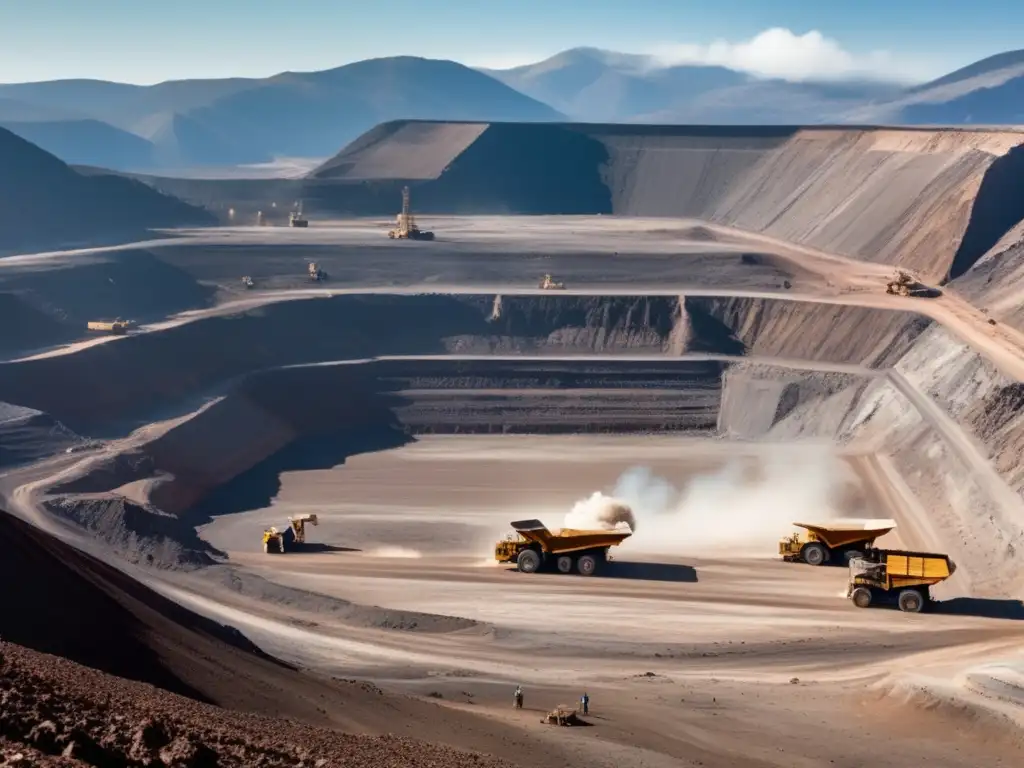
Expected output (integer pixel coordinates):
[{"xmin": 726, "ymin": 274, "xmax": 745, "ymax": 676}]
[
  {"xmin": 779, "ymin": 519, "xmax": 896, "ymax": 566},
  {"xmin": 262, "ymin": 514, "xmax": 318, "ymax": 554},
  {"xmin": 494, "ymin": 518, "xmax": 632, "ymax": 576},
  {"xmin": 847, "ymin": 548, "xmax": 956, "ymax": 613},
  {"xmin": 86, "ymin": 319, "xmax": 136, "ymax": 335}
]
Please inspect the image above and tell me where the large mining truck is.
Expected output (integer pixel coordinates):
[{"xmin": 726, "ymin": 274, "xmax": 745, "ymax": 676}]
[
  {"xmin": 779, "ymin": 519, "xmax": 896, "ymax": 566},
  {"xmin": 86, "ymin": 318, "xmax": 136, "ymax": 335},
  {"xmin": 388, "ymin": 186, "xmax": 434, "ymax": 240},
  {"xmin": 847, "ymin": 548, "xmax": 956, "ymax": 612},
  {"xmin": 263, "ymin": 514, "xmax": 318, "ymax": 554},
  {"xmin": 886, "ymin": 269, "xmax": 934, "ymax": 298},
  {"xmin": 494, "ymin": 519, "xmax": 632, "ymax": 576}
]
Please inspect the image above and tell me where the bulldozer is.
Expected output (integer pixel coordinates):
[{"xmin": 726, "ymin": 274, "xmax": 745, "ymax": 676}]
[
  {"xmin": 262, "ymin": 514, "xmax": 318, "ymax": 554},
  {"xmin": 388, "ymin": 186, "xmax": 434, "ymax": 240},
  {"xmin": 289, "ymin": 201, "xmax": 309, "ymax": 228},
  {"xmin": 538, "ymin": 274, "xmax": 565, "ymax": 290},
  {"xmin": 308, "ymin": 262, "xmax": 327, "ymax": 282},
  {"xmin": 885, "ymin": 269, "xmax": 932, "ymax": 298}
]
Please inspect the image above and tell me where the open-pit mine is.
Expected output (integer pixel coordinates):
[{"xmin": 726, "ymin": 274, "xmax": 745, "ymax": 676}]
[{"xmin": 3, "ymin": 123, "xmax": 1024, "ymax": 767}]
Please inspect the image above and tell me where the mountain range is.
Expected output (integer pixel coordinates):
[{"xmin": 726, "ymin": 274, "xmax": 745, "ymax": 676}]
[
  {"xmin": 1, "ymin": 47, "xmax": 1022, "ymax": 173},
  {"xmin": 0, "ymin": 126, "xmax": 213, "ymax": 253}
]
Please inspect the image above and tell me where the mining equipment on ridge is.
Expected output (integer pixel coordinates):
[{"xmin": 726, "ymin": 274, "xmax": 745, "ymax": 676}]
[
  {"xmin": 263, "ymin": 514, "xmax": 319, "ymax": 554},
  {"xmin": 388, "ymin": 186, "xmax": 434, "ymax": 240}
]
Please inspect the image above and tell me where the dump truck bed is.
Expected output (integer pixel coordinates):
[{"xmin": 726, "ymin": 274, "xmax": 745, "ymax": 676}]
[
  {"xmin": 792, "ymin": 518, "xmax": 896, "ymax": 549},
  {"xmin": 868, "ymin": 548, "xmax": 956, "ymax": 580},
  {"xmin": 510, "ymin": 519, "xmax": 632, "ymax": 554}
]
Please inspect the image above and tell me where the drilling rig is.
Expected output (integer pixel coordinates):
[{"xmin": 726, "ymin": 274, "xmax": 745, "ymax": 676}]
[
  {"xmin": 388, "ymin": 186, "xmax": 435, "ymax": 240},
  {"xmin": 289, "ymin": 200, "xmax": 309, "ymax": 228}
]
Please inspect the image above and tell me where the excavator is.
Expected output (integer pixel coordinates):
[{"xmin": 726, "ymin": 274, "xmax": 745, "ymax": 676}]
[
  {"xmin": 262, "ymin": 514, "xmax": 318, "ymax": 554},
  {"xmin": 388, "ymin": 186, "xmax": 434, "ymax": 240}
]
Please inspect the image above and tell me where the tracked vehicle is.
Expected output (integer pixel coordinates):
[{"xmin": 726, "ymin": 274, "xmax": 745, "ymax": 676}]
[{"xmin": 494, "ymin": 519, "xmax": 632, "ymax": 576}]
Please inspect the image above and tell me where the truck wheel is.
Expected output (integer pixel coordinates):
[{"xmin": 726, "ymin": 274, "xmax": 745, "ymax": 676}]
[
  {"xmin": 898, "ymin": 589, "xmax": 924, "ymax": 613},
  {"xmin": 576, "ymin": 554, "xmax": 598, "ymax": 576},
  {"xmin": 517, "ymin": 549, "xmax": 541, "ymax": 574},
  {"xmin": 556, "ymin": 556, "xmax": 573, "ymax": 574},
  {"xmin": 850, "ymin": 587, "xmax": 872, "ymax": 608},
  {"xmin": 802, "ymin": 543, "xmax": 827, "ymax": 566}
]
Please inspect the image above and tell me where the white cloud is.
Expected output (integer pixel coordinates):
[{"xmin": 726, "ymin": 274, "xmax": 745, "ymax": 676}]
[{"xmin": 653, "ymin": 28, "xmax": 902, "ymax": 82}]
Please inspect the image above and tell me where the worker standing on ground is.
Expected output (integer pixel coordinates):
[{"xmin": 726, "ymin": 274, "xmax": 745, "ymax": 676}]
[
  {"xmin": 514, "ymin": 685, "xmax": 523, "ymax": 709},
  {"xmin": 581, "ymin": 692, "xmax": 589, "ymax": 715}
]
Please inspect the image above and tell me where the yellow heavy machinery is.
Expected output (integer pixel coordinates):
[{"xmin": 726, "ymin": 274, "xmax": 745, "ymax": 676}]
[
  {"xmin": 885, "ymin": 269, "xmax": 932, "ymax": 298},
  {"xmin": 494, "ymin": 518, "xmax": 632, "ymax": 576},
  {"xmin": 779, "ymin": 519, "xmax": 896, "ymax": 566},
  {"xmin": 847, "ymin": 548, "xmax": 956, "ymax": 612},
  {"xmin": 289, "ymin": 201, "xmax": 308, "ymax": 228},
  {"xmin": 538, "ymin": 274, "xmax": 565, "ymax": 290},
  {"xmin": 308, "ymin": 262, "xmax": 327, "ymax": 282},
  {"xmin": 388, "ymin": 186, "xmax": 434, "ymax": 240},
  {"xmin": 86, "ymin": 318, "xmax": 136, "ymax": 335},
  {"xmin": 262, "ymin": 514, "xmax": 318, "ymax": 554}
]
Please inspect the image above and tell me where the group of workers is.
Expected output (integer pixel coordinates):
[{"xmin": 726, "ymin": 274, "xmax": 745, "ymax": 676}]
[{"xmin": 514, "ymin": 686, "xmax": 589, "ymax": 715}]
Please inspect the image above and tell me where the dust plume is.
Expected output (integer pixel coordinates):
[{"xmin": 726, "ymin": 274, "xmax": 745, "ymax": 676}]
[
  {"xmin": 566, "ymin": 446, "xmax": 866, "ymax": 556},
  {"xmin": 563, "ymin": 492, "xmax": 637, "ymax": 532},
  {"xmin": 368, "ymin": 546, "xmax": 423, "ymax": 559}
]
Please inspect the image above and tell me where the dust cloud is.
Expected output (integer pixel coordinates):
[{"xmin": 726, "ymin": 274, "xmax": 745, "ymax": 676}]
[
  {"xmin": 564, "ymin": 493, "xmax": 637, "ymax": 531},
  {"xmin": 368, "ymin": 546, "xmax": 423, "ymax": 559},
  {"xmin": 564, "ymin": 446, "xmax": 865, "ymax": 556}
]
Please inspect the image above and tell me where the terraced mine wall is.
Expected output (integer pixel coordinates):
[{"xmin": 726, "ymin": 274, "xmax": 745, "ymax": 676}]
[
  {"xmin": 0, "ymin": 295, "xmax": 698, "ymax": 431},
  {"xmin": 4, "ymin": 292, "xmax": 1024, "ymax": 593},
  {"xmin": 126, "ymin": 123, "xmax": 1024, "ymax": 281},
  {"xmin": 296, "ymin": 122, "xmax": 1024, "ymax": 282}
]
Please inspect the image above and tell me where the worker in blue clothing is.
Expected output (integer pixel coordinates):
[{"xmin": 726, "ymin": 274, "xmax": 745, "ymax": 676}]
[{"xmin": 580, "ymin": 691, "xmax": 590, "ymax": 715}]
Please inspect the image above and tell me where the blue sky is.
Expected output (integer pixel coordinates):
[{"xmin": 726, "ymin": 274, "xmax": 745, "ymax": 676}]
[{"xmin": 1, "ymin": 0, "xmax": 1021, "ymax": 84}]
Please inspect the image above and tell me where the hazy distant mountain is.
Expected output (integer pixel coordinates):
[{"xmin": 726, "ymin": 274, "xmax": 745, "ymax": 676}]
[
  {"xmin": 483, "ymin": 47, "xmax": 902, "ymax": 123},
  {"xmin": 0, "ymin": 127, "xmax": 213, "ymax": 253},
  {"xmin": 844, "ymin": 49, "xmax": 1024, "ymax": 124},
  {"xmin": 481, "ymin": 48, "xmax": 750, "ymax": 122},
  {"xmin": 0, "ymin": 57, "xmax": 563, "ymax": 171},
  {"xmin": 0, "ymin": 119, "xmax": 156, "ymax": 169}
]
